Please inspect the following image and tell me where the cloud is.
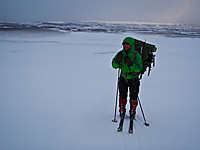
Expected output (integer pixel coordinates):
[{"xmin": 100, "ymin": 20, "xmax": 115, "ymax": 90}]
[
  {"xmin": 155, "ymin": 0, "xmax": 200, "ymax": 24},
  {"xmin": 0, "ymin": 0, "xmax": 199, "ymax": 24}
]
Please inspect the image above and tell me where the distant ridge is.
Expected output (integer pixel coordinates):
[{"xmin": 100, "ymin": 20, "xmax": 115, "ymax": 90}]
[{"xmin": 0, "ymin": 22, "xmax": 200, "ymax": 38}]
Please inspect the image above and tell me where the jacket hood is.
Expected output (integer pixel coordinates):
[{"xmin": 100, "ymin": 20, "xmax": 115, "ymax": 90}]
[
  {"xmin": 122, "ymin": 37, "xmax": 135, "ymax": 53},
  {"xmin": 122, "ymin": 37, "xmax": 135, "ymax": 47}
]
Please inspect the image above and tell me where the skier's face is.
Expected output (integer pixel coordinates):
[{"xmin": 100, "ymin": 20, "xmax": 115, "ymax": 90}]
[{"xmin": 123, "ymin": 42, "xmax": 131, "ymax": 51}]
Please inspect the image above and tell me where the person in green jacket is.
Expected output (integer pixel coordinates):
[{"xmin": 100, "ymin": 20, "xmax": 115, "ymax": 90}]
[{"xmin": 112, "ymin": 37, "xmax": 143, "ymax": 119}]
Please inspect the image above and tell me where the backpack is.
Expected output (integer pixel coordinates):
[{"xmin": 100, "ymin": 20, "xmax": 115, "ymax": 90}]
[{"xmin": 133, "ymin": 38, "xmax": 157, "ymax": 79}]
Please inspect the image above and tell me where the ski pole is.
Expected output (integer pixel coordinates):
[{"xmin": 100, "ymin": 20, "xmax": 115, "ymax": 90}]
[
  {"xmin": 112, "ymin": 68, "xmax": 120, "ymax": 123},
  {"xmin": 138, "ymin": 97, "xmax": 150, "ymax": 126}
]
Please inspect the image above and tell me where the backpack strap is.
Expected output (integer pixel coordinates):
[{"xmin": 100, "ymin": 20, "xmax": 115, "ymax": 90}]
[
  {"xmin": 125, "ymin": 50, "xmax": 138, "ymax": 66},
  {"xmin": 122, "ymin": 50, "xmax": 139, "ymax": 82},
  {"xmin": 132, "ymin": 50, "xmax": 138, "ymax": 60}
]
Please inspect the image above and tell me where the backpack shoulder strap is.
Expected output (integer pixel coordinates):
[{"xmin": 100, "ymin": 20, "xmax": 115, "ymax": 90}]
[{"xmin": 132, "ymin": 50, "xmax": 138, "ymax": 60}]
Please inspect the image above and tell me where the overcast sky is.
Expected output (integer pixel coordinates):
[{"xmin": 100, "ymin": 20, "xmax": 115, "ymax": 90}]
[{"xmin": 0, "ymin": 0, "xmax": 199, "ymax": 24}]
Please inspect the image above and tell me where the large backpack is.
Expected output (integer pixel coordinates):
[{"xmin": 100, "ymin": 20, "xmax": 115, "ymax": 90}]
[{"xmin": 133, "ymin": 38, "xmax": 157, "ymax": 79}]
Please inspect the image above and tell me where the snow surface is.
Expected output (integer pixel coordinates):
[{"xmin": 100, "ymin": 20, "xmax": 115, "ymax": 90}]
[{"xmin": 0, "ymin": 30, "xmax": 200, "ymax": 150}]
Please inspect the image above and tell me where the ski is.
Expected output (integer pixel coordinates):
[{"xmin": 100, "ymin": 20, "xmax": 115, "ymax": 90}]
[
  {"xmin": 117, "ymin": 115, "xmax": 135, "ymax": 133},
  {"xmin": 117, "ymin": 117, "xmax": 124, "ymax": 132},
  {"xmin": 128, "ymin": 117, "xmax": 134, "ymax": 133}
]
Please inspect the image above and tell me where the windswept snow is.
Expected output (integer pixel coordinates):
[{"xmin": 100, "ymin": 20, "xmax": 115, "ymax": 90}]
[{"xmin": 0, "ymin": 30, "xmax": 200, "ymax": 150}]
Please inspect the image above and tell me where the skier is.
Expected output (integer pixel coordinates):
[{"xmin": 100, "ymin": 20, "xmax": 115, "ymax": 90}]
[{"xmin": 112, "ymin": 37, "xmax": 143, "ymax": 120}]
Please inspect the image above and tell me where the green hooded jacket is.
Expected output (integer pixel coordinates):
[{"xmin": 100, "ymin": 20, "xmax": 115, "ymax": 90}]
[{"xmin": 112, "ymin": 37, "xmax": 143, "ymax": 79}]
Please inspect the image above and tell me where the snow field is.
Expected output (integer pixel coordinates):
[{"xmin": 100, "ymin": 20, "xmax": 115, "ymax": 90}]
[{"xmin": 0, "ymin": 31, "xmax": 200, "ymax": 150}]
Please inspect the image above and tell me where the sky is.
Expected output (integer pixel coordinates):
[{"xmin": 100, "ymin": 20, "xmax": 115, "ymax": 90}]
[{"xmin": 0, "ymin": 0, "xmax": 200, "ymax": 24}]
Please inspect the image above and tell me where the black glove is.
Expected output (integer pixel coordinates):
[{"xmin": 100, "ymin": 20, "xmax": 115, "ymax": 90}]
[
  {"xmin": 115, "ymin": 52, "xmax": 123, "ymax": 64},
  {"xmin": 124, "ymin": 56, "xmax": 134, "ymax": 67}
]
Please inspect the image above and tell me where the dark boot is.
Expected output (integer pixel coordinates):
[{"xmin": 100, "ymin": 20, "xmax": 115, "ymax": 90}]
[
  {"xmin": 129, "ymin": 99, "xmax": 138, "ymax": 119},
  {"xmin": 119, "ymin": 98, "xmax": 127, "ymax": 118}
]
